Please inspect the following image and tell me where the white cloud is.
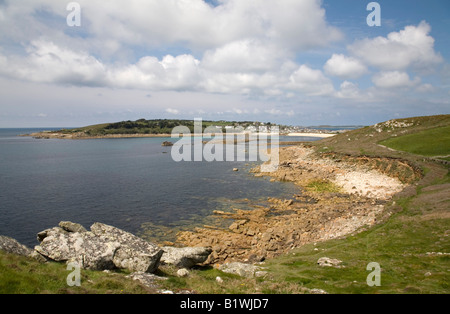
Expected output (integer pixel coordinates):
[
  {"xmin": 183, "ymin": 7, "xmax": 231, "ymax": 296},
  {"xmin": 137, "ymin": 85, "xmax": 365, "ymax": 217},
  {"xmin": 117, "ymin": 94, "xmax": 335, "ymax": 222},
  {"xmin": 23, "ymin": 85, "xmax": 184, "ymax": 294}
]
[
  {"xmin": 202, "ymin": 39, "xmax": 285, "ymax": 73},
  {"xmin": 349, "ymin": 21, "xmax": 443, "ymax": 71},
  {"xmin": 372, "ymin": 71, "xmax": 420, "ymax": 89},
  {"xmin": 80, "ymin": 0, "xmax": 342, "ymax": 51},
  {"xmin": 0, "ymin": 0, "xmax": 340, "ymax": 56},
  {"xmin": 0, "ymin": 0, "xmax": 345, "ymax": 100},
  {"xmin": 112, "ymin": 54, "xmax": 201, "ymax": 90},
  {"xmin": 265, "ymin": 109, "xmax": 295, "ymax": 116},
  {"xmin": 165, "ymin": 108, "xmax": 180, "ymax": 115},
  {"xmin": 0, "ymin": 1, "xmax": 448, "ymax": 127},
  {"xmin": 416, "ymin": 83, "xmax": 435, "ymax": 93},
  {"xmin": 324, "ymin": 54, "xmax": 368, "ymax": 79},
  {"xmin": 0, "ymin": 41, "xmax": 202, "ymax": 91},
  {"xmin": 288, "ymin": 65, "xmax": 335, "ymax": 96},
  {"xmin": 336, "ymin": 81, "xmax": 363, "ymax": 99},
  {"xmin": 2, "ymin": 40, "xmax": 107, "ymax": 86},
  {"xmin": 0, "ymin": 40, "xmax": 334, "ymax": 98}
]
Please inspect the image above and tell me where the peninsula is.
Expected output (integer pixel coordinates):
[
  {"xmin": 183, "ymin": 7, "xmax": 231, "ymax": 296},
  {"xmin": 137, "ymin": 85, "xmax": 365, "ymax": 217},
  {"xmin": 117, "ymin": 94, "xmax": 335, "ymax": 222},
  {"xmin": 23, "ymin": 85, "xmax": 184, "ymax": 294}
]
[{"xmin": 22, "ymin": 118, "xmax": 339, "ymax": 139}]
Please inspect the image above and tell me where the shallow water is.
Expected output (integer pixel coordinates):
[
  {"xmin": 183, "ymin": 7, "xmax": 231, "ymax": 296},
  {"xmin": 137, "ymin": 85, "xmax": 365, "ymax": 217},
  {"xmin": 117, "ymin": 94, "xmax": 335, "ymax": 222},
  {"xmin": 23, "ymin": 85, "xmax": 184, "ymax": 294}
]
[{"xmin": 0, "ymin": 128, "xmax": 318, "ymax": 247}]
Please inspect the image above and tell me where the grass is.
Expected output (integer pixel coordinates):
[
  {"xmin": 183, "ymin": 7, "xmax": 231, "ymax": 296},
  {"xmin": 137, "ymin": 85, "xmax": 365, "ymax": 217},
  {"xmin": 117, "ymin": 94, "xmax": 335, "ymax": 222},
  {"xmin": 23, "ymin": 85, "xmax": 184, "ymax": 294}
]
[
  {"xmin": 305, "ymin": 179, "xmax": 342, "ymax": 193},
  {"xmin": 314, "ymin": 114, "xmax": 450, "ymax": 159},
  {"xmin": 0, "ymin": 252, "xmax": 152, "ymax": 294},
  {"xmin": 264, "ymin": 212, "xmax": 449, "ymax": 294},
  {"xmin": 380, "ymin": 125, "xmax": 450, "ymax": 157}
]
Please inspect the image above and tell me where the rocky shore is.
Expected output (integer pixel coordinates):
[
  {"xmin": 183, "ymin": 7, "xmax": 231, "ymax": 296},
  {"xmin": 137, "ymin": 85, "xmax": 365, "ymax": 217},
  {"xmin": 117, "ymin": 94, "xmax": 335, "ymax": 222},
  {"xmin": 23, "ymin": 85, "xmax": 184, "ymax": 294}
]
[{"xmin": 175, "ymin": 144, "xmax": 417, "ymax": 264}]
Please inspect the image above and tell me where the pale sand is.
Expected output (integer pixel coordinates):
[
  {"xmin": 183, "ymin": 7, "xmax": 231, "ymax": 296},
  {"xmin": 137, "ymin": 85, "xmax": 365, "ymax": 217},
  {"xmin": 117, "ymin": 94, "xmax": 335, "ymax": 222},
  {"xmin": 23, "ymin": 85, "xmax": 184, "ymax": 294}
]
[{"xmin": 287, "ymin": 132, "xmax": 336, "ymax": 138}]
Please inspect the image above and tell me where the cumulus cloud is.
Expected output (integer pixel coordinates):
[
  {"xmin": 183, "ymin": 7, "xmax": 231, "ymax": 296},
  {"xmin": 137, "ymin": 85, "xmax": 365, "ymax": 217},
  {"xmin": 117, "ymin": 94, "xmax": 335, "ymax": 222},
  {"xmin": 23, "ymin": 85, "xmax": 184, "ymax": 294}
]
[
  {"xmin": 349, "ymin": 21, "xmax": 443, "ymax": 71},
  {"xmin": 0, "ymin": 0, "xmax": 344, "ymax": 99},
  {"xmin": 336, "ymin": 81, "xmax": 363, "ymax": 99},
  {"xmin": 80, "ymin": 0, "xmax": 342, "ymax": 51},
  {"xmin": 0, "ymin": 41, "xmax": 202, "ymax": 91},
  {"xmin": 0, "ymin": 0, "xmax": 447, "ymax": 126},
  {"xmin": 265, "ymin": 108, "xmax": 295, "ymax": 116},
  {"xmin": 0, "ymin": 0, "xmax": 341, "ymax": 55},
  {"xmin": 288, "ymin": 65, "xmax": 335, "ymax": 96},
  {"xmin": 324, "ymin": 54, "xmax": 368, "ymax": 79},
  {"xmin": 372, "ymin": 71, "xmax": 421, "ymax": 89},
  {"xmin": 202, "ymin": 39, "xmax": 285, "ymax": 73},
  {"xmin": 112, "ymin": 54, "xmax": 201, "ymax": 90},
  {"xmin": 165, "ymin": 108, "xmax": 180, "ymax": 115},
  {"xmin": 2, "ymin": 40, "xmax": 107, "ymax": 86},
  {"xmin": 0, "ymin": 39, "xmax": 335, "ymax": 98}
]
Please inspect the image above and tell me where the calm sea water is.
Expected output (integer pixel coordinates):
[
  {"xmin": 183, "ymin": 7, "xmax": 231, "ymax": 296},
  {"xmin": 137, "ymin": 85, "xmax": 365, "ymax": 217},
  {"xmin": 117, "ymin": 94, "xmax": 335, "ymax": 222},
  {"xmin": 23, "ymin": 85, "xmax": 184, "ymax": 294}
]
[{"xmin": 0, "ymin": 128, "xmax": 319, "ymax": 247}]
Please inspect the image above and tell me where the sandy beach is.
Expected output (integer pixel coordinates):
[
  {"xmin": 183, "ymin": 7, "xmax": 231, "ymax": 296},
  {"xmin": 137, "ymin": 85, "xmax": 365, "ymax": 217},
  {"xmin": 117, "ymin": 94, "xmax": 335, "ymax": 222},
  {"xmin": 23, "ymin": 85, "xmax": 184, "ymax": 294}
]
[{"xmin": 286, "ymin": 132, "xmax": 336, "ymax": 138}]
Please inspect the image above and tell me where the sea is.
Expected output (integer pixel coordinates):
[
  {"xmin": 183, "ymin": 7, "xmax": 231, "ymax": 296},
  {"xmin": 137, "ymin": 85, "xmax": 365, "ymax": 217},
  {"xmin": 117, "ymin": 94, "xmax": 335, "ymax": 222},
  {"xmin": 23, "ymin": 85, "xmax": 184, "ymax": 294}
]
[{"xmin": 0, "ymin": 128, "xmax": 324, "ymax": 248}]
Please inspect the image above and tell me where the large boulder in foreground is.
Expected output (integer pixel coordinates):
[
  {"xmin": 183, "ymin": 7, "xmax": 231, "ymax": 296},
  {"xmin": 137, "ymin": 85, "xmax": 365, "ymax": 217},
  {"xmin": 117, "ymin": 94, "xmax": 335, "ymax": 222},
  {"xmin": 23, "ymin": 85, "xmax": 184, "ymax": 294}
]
[
  {"xmin": 90, "ymin": 223, "xmax": 163, "ymax": 273},
  {"xmin": 35, "ymin": 222, "xmax": 163, "ymax": 273}
]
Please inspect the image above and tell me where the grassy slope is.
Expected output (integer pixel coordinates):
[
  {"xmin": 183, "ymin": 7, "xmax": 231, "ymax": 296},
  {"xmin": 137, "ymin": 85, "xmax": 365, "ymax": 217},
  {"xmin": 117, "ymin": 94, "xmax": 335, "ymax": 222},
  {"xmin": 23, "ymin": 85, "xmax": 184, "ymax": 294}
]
[
  {"xmin": 313, "ymin": 114, "xmax": 450, "ymax": 159},
  {"xmin": 380, "ymin": 125, "xmax": 450, "ymax": 158},
  {"xmin": 0, "ymin": 251, "xmax": 153, "ymax": 294},
  {"xmin": 1, "ymin": 115, "xmax": 449, "ymax": 294}
]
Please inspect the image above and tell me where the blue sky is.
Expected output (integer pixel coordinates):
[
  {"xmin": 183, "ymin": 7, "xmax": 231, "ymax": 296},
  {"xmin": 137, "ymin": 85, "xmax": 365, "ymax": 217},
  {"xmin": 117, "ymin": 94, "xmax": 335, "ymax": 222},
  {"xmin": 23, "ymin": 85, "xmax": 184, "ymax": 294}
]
[{"xmin": 0, "ymin": 0, "xmax": 449, "ymax": 127}]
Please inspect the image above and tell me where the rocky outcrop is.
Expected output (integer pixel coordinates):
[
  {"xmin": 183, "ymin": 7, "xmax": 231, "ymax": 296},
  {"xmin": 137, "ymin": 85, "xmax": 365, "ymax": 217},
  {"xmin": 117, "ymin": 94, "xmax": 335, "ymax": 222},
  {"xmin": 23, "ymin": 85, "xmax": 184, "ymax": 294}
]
[
  {"xmin": 90, "ymin": 223, "xmax": 163, "ymax": 273},
  {"xmin": 2, "ymin": 221, "xmax": 213, "ymax": 275},
  {"xmin": 0, "ymin": 235, "xmax": 33, "ymax": 257},
  {"xmin": 160, "ymin": 246, "xmax": 212, "ymax": 268},
  {"xmin": 35, "ymin": 221, "xmax": 163, "ymax": 273},
  {"xmin": 36, "ymin": 226, "xmax": 120, "ymax": 270},
  {"xmin": 59, "ymin": 221, "xmax": 88, "ymax": 233}
]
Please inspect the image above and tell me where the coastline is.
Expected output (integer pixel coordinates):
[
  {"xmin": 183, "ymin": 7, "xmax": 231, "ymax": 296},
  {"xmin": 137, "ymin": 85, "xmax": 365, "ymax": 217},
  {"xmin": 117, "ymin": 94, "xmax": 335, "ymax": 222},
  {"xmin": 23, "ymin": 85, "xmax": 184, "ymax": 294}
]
[
  {"xmin": 174, "ymin": 144, "xmax": 418, "ymax": 264},
  {"xmin": 22, "ymin": 132, "xmax": 177, "ymax": 140},
  {"xmin": 18, "ymin": 130, "xmax": 419, "ymax": 266}
]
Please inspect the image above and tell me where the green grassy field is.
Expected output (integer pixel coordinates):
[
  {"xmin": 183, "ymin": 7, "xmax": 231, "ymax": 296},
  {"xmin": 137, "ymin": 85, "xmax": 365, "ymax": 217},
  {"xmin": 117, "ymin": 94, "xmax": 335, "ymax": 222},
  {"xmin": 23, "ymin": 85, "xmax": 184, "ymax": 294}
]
[{"xmin": 380, "ymin": 125, "xmax": 450, "ymax": 158}]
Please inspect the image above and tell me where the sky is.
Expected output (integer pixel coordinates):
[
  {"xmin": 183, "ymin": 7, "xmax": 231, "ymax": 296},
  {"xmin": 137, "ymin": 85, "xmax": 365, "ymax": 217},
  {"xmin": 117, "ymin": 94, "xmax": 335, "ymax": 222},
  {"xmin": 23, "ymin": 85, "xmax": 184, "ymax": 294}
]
[{"xmin": 0, "ymin": 0, "xmax": 449, "ymax": 127}]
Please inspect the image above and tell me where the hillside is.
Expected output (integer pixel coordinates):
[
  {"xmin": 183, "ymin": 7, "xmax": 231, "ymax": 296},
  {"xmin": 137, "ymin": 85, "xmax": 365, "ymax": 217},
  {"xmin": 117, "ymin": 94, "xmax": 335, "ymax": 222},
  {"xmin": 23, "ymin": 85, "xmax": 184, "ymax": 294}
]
[{"xmin": 314, "ymin": 114, "xmax": 450, "ymax": 161}]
